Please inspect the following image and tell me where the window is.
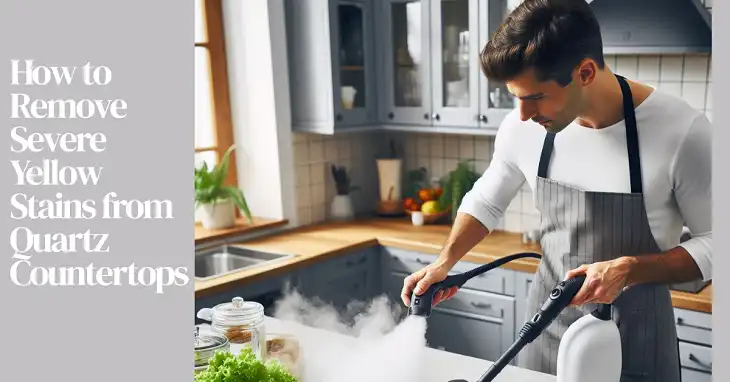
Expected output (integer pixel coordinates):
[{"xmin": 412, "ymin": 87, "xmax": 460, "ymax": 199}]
[{"xmin": 195, "ymin": 0, "xmax": 236, "ymax": 187}]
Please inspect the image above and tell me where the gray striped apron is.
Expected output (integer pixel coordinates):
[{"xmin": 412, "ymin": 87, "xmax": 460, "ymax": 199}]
[{"xmin": 517, "ymin": 74, "xmax": 681, "ymax": 382}]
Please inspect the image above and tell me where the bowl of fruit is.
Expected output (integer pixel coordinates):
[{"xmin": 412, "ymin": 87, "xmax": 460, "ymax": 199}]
[{"xmin": 403, "ymin": 187, "xmax": 450, "ymax": 224}]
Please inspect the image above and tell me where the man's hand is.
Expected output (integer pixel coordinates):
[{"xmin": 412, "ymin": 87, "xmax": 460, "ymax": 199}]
[
  {"xmin": 401, "ymin": 260, "xmax": 458, "ymax": 307},
  {"xmin": 564, "ymin": 257, "xmax": 634, "ymax": 306}
]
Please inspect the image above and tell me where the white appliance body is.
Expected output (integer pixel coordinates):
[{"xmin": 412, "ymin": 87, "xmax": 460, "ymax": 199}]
[{"xmin": 556, "ymin": 313, "xmax": 622, "ymax": 382}]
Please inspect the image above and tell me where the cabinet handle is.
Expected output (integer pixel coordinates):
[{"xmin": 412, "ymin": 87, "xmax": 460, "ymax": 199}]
[
  {"xmin": 415, "ymin": 258, "xmax": 431, "ymax": 265},
  {"xmin": 689, "ymin": 353, "xmax": 712, "ymax": 370},
  {"xmin": 336, "ymin": 113, "xmax": 343, "ymax": 121},
  {"xmin": 345, "ymin": 257, "xmax": 367, "ymax": 267},
  {"xmin": 388, "ymin": 112, "xmax": 394, "ymax": 120},
  {"xmin": 432, "ymin": 113, "xmax": 440, "ymax": 121},
  {"xmin": 479, "ymin": 114, "xmax": 488, "ymax": 123},
  {"xmin": 471, "ymin": 302, "xmax": 492, "ymax": 309},
  {"xmin": 676, "ymin": 318, "xmax": 712, "ymax": 331},
  {"xmin": 423, "ymin": 113, "xmax": 430, "ymax": 120}
]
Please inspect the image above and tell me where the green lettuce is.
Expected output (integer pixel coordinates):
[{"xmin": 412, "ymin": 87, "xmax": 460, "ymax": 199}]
[{"xmin": 195, "ymin": 347, "xmax": 297, "ymax": 382}]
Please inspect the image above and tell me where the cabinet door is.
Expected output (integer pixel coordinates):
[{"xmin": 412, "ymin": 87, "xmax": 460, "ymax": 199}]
[
  {"xmin": 320, "ymin": 268, "xmax": 372, "ymax": 308},
  {"xmin": 378, "ymin": 0, "xmax": 432, "ymax": 125},
  {"xmin": 426, "ymin": 307, "xmax": 514, "ymax": 363},
  {"xmin": 285, "ymin": 0, "xmax": 337, "ymax": 134},
  {"xmin": 514, "ymin": 270, "xmax": 535, "ymax": 337},
  {"xmin": 331, "ymin": 1, "xmax": 376, "ymax": 127},
  {"xmin": 478, "ymin": 0, "xmax": 520, "ymax": 130},
  {"xmin": 429, "ymin": 0, "xmax": 481, "ymax": 127}
]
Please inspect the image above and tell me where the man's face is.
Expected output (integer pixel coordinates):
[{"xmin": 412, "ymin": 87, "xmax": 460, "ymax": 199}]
[{"xmin": 505, "ymin": 68, "xmax": 587, "ymax": 134}]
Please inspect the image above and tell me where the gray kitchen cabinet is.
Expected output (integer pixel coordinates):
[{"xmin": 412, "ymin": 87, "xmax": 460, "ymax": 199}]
[
  {"xmin": 514, "ymin": 269, "xmax": 535, "ymax": 337},
  {"xmin": 513, "ymin": 268, "xmax": 535, "ymax": 366},
  {"xmin": 674, "ymin": 307, "xmax": 713, "ymax": 381},
  {"xmin": 376, "ymin": 0, "xmax": 519, "ymax": 131},
  {"xmin": 477, "ymin": 0, "xmax": 520, "ymax": 129},
  {"xmin": 297, "ymin": 247, "xmax": 381, "ymax": 311},
  {"xmin": 284, "ymin": 0, "xmax": 378, "ymax": 134},
  {"xmin": 375, "ymin": 0, "xmax": 432, "ymax": 126}
]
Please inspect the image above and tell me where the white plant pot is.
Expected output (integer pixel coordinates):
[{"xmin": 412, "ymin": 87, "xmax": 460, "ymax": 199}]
[
  {"xmin": 376, "ymin": 159, "xmax": 402, "ymax": 202},
  {"xmin": 199, "ymin": 199, "xmax": 237, "ymax": 229},
  {"xmin": 329, "ymin": 194, "xmax": 355, "ymax": 221}
]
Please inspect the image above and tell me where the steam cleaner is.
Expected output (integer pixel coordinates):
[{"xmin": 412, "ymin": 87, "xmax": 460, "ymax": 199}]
[{"xmin": 409, "ymin": 252, "xmax": 622, "ymax": 382}]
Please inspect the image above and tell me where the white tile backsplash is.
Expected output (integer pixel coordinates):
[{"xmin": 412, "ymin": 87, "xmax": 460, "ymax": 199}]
[
  {"xmin": 637, "ymin": 55, "xmax": 661, "ymax": 81},
  {"xmin": 660, "ymin": 56, "xmax": 684, "ymax": 81},
  {"xmin": 682, "ymin": 82, "xmax": 707, "ymax": 110},
  {"xmin": 616, "ymin": 56, "xmax": 639, "ymax": 79},
  {"xmin": 683, "ymin": 55, "xmax": 709, "ymax": 82}
]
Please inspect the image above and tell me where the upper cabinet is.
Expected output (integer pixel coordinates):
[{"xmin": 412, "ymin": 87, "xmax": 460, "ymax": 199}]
[
  {"xmin": 285, "ymin": 0, "xmax": 521, "ymax": 135},
  {"xmin": 285, "ymin": 0, "xmax": 378, "ymax": 134},
  {"xmin": 376, "ymin": 0, "xmax": 518, "ymax": 131}
]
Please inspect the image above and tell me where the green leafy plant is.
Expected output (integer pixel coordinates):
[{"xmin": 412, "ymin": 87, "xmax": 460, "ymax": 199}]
[
  {"xmin": 195, "ymin": 145, "xmax": 253, "ymax": 224},
  {"xmin": 403, "ymin": 167, "xmax": 429, "ymax": 199},
  {"xmin": 194, "ymin": 347, "xmax": 297, "ymax": 382},
  {"xmin": 330, "ymin": 164, "xmax": 360, "ymax": 195},
  {"xmin": 439, "ymin": 159, "xmax": 481, "ymax": 221}
]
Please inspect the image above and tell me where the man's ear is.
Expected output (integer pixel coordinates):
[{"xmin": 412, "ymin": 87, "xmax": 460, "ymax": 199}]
[{"xmin": 576, "ymin": 59, "xmax": 598, "ymax": 86}]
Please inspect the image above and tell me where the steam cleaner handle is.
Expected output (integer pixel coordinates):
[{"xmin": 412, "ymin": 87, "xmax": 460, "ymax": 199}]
[{"xmin": 519, "ymin": 274, "xmax": 587, "ymax": 343}]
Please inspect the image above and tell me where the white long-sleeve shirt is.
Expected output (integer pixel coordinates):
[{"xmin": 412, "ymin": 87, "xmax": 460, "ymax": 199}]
[{"xmin": 458, "ymin": 88, "xmax": 713, "ymax": 281}]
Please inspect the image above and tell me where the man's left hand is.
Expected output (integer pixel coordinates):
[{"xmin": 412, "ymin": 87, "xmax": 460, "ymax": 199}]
[{"xmin": 564, "ymin": 257, "xmax": 634, "ymax": 305}]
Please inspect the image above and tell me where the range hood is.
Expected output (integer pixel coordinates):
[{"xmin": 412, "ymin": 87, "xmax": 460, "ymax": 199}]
[{"xmin": 588, "ymin": 0, "xmax": 712, "ymax": 54}]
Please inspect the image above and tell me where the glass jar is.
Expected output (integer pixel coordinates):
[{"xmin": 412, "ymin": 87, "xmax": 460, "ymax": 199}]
[
  {"xmin": 196, "ymin": 296, "xmax": 266, "ymax": 359},
  {"xmin": 194, "ymin": 326, "xmax": 229, "ymax": 374}
]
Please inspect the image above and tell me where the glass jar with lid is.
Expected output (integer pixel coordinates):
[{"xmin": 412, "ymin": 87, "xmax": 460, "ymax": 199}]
[{"xmin": 196, "ymin": 296, "xmax": 266, "ymax": 359}]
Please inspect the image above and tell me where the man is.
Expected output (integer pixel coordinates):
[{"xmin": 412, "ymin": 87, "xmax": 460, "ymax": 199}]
[{"xmin": 400, "ymin": 0, "xmax": 712, "ymax": 381}]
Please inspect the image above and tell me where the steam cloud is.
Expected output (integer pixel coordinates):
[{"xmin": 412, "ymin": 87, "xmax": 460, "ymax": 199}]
[{"xmin": 271, "ymin": 287, "xmax": 430, "ymax": 382}]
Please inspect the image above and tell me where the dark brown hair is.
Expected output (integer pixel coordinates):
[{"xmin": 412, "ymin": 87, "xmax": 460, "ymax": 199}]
[{"xmin": 480, "ymin": 0, "xmax": 605, "ymax": 87}]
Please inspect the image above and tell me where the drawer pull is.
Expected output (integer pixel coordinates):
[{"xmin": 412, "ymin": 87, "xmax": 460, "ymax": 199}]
[
  {"xmin": 471, "ymin": 302, "xmax": 492, "ymax": 309},
  {"xmin": 688, "ymin": 353, "xmax": 712, "ymax": 370},
  {"xmin": 345, "ymin": 257, "xmax": 367, "ymax": 267},
  {"xmin": 416, "ymin": 258, "xmax": 431, "ymax": 266},
  {"xmin": 677, "ymin": 318, "xmax": 712, "ymax": 331}
]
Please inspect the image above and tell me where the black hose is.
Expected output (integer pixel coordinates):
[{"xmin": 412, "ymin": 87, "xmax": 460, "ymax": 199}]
[{"xmin": 475, "ymin": 337, "xmax": 530, "ymax": 382}]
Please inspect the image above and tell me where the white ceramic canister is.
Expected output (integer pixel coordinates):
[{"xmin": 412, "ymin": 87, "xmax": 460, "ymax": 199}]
[{"xmin": 376, "ymin": 159, "xmax": 402, "ymax": 202}]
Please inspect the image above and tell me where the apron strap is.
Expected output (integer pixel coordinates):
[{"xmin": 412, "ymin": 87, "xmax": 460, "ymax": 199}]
[
  {"xmin": 535, "ymin": 74, "xmax": 644, "ymax": 194},
  {"xmin": 537, "ymin": 132, "xmax": 556, "ymax": 179},
  {"xmin": 615, "ymin": 74, "xmax": 643, "ymax": 194}
]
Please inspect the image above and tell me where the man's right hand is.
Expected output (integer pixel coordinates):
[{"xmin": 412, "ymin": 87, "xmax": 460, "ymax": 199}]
[{"xmin": 401, "ymin": 260, "xmax": 458, "ymax": 308}]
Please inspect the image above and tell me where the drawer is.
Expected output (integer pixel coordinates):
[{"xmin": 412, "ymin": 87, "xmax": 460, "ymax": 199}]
[
  {"xmin": 384, "ymin": 247, "xmax": 447, "ymax": 275},
  {"xmin": 678, "ymin": 341, "xmax": 713, "ymax": 374},
  {"xmin": 452, "ymin": 261, "xmax": 515, "ymax": 296},
  {"xmin": 681, "ymin": 367, "xmax": 712, "ymax": 382},
  {"xmin": 674, "ymin": 308, "xmax": 712, "ymax": 346},
  {"xmin": 384, "ymin": 247, "xmax": 514, "ymax": 295},
  {"xmin": 437, "ymin": 287, "xmax": 515, "ymax": 322},
  {"xmin": 315, "ymin": 248, "xmax": 374, "ymax": 274}
]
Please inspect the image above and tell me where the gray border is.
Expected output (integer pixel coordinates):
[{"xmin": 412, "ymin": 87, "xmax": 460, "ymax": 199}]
[
  {"xmin": 1, "ymin": 0, "xmax": 194, "ymax": 380},
  {"xmin": 713, "ymin": 2, "xmax": 725, "ymax": 380}
]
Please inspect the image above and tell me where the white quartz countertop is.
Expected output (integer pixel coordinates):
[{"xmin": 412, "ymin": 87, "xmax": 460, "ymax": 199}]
[{"xmin": 238, "ymin": 316, "xmax": 558, "ymax": 382}]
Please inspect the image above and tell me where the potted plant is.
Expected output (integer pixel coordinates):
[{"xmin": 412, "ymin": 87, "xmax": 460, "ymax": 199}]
[
  {"xmin": 195, "ymin": 145, "xmax": 253, "ymax": 229},
  {"xmin": 329, "ymin": 164, "xmax": 359, "ymax": 221},
  {"xmin": 439, "ymin": 159, "xmax": 481, "ymax": 221}
]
